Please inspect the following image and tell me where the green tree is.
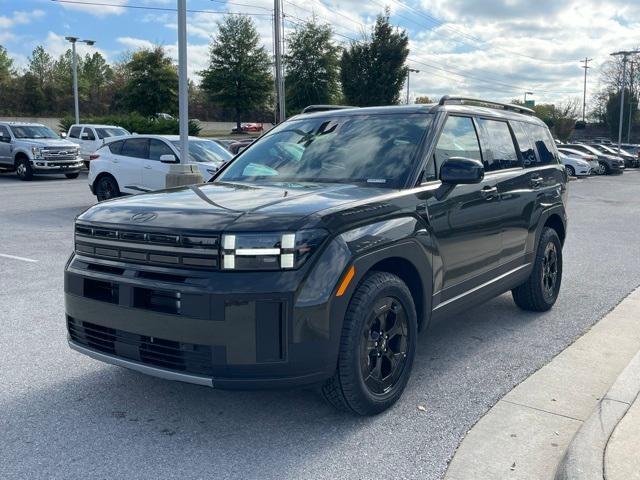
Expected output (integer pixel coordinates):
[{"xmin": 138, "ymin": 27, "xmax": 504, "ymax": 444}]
[
  {"xmin": 415, "ymin": 96, "xmax": 432, "ymax": 104},
  {"xmin": 81, "ymin": 51, "xmax": 114, "ymax": 114},
  {"xmin": 28, "ymin": 46, "xmax": 54, "ymax": 89},
  {"xmin": 0, "ymin": 45, "xmax": 14, "ymax": 84},
  {"xmin": 200, "ymin": 15, "xmax": 273, "ymax": 130},
  {"xmin": 606, "ymin": 89, "xmax": 638, "ymax": 139},
  {"xmin": 341, "ymin": 10, "xmax": 409, "ymax": 106},
  {"xmin": 284, "ymin": 19, "xmax": 341, "ymax": 114},
  {"xmin": 122, "ymin": 46, "xmax": 178, "ymax": 117}
]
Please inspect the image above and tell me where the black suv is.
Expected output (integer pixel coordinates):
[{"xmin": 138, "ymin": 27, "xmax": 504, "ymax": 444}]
[{"xmin": 65, "ymin": 97, "xmax": 567, "ymax": 415}]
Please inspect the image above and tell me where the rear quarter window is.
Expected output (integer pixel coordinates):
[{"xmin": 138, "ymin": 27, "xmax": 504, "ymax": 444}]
[
  {"xmin": 108, "ymin": 140, "xmax": 124, "ymax": 155},
  {"xmin": 519, "ymin": 123, "xmax": 559, "ymax": 166}
]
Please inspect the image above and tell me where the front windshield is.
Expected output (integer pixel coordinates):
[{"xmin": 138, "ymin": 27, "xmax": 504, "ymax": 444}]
[
  {"xmin": 171, "ymin": 140, "xmax": 233, "ymax": 164},
  {"xmin": 218, "ymin": 113, "xmax": 432, "ymax": 188},
  {"xmin": 96, "ymin": 127, "xmax": 129, "ymax": 139},
  {"xmin": 10, "ymin": 125, "xmax": 58, "ymax": 139}
]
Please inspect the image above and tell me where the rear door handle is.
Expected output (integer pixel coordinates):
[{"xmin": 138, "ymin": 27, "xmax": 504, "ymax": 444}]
[
  {"xmin": 480, "ymin": 186, "xmax": 498, "ymax": 199},
  {"xmin": 530, "ymin": 175, "xmax": 543, "ymax": 188}
]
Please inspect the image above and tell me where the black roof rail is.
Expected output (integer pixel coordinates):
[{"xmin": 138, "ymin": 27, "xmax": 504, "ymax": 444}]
[
  {"xmin": 301, "ymin": 105, "xmax": 357, "ymax": 114},
  {"xmin": 438, "ymin": 96, "xmax": 535, "ymax": 116}
]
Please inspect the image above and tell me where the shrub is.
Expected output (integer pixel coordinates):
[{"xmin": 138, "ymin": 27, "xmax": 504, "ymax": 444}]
[{"xmin": 58, "ymin": 113, "xmax": 201, "ymax": 136}]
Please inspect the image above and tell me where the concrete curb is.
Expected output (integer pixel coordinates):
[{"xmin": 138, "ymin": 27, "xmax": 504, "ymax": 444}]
[{"xmin": 554, "ymin": 350, "xmax": 640, "ymax": 480}]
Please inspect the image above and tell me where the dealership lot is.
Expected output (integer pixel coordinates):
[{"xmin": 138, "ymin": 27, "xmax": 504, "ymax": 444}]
[{"xmin": 2, "ymin": 171, "xmax": 640, "ymax": 480}]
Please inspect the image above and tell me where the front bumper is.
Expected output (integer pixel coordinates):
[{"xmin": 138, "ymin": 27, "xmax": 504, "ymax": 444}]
[
  {"xmin": 32, "ymin": 159, "xmax": 84, "ymax": 174},
  {"xmin": 64, "ymin": 249, "xmax": 347, "ymax": 389}
]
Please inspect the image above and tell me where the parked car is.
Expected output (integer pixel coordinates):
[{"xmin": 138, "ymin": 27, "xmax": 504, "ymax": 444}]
[
  {"xmin": 0, "ymin": 122, "xmax": 83, "ymax": 180},
  {"xmin": 228, "ymin": 138, "xmax": 254, "ymax": 155},
  {"xmin": 66, "ymin": 96, "xmax": 568, "ymax": 415},
  {"xmin": 588, "ymin": 143, "xmax": 639, "ymax": 168},
  {"xmin": 231, "ymin": 123, "xmax": 263, "ymax": 134},
  {"xmin": 67, "ymin": 124, "xmax": 130, "ymax": 166},
  {"xmin": 620, "ymin": 143, "xmax": 640, "ymax": 158},
  {"xmin": 558, "ymin": 152, "xmax": 591, "ymax": 177},
  {"xmin": 557, "ymin": 147, "xmax": 600, "ymax": 174},
  {"xmin": 88, "ymin": 135, "xmax": 233, "ymax": 201},
  {"xmin": 563, "ymin": 144, "xmax": 624, "ymax": 174}
]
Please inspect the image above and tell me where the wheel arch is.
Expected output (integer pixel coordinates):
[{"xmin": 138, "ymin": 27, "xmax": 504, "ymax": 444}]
[
  {"xmin": 93, "ymin": 171, "xmax": 119, "ymax": 191},
  {"xmin": 544, "ymin": 213, "xmax": 566, "ymax": 246},
  {"xmin": 13, "ymin": 150, "xmax": 29, "ymax": 165}
]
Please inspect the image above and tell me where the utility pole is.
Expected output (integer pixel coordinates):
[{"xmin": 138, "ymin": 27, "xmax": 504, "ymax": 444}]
[
  {"xmin": 580, "ymin": 57, "xmax": 592, "ymax": 123},
  {"xmin": 65, "ymin": 36, "xmax": 95, "ymax": 125},
  {"xmin": 273, "ymin": 0, "xmax": 285, "ymax": 123},
  {"xmin": 406, "ymin": 68, "xmax": 419, "ymax": 104},
  {"xmin": 611, "ymin": 50, "xmax": 640, "ymax": 153},
  {"xmin": 165, "ymin": 0, "xmax": 203, "ymax": 188}
]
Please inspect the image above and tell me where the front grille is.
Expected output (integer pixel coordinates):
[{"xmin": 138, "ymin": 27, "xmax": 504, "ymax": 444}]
[
  {"xmin": 43, "ymin": 148, "xmax": 78, "ymax": 161},
  {"xmin": 75, "ymin": 223, "xmax": 220, "ymax": 270},
  {"xmin": 67, "ymin": 317, "xmax": 217, "ymax": 376}
]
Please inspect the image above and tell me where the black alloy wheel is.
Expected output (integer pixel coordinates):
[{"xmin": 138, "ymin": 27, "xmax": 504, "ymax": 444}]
[{"xmin": 95, "ymin": 176, "xmax": 119, "ymax": 202}]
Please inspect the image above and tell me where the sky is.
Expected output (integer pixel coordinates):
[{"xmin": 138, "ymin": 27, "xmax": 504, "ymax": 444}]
[{"xmin": 1, "ymin": 0, "xmax": 639, "ymax": 106}]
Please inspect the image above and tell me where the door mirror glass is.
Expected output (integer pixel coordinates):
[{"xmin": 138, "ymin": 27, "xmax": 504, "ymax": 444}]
[
  {"xmin": 440, "ymin": 157, "xmax": 485, "ymax": 184},
  {"xmin": 60, "ymin": 132, "xmax": 67, "ymax": 138},
  {"xmin": 159, "ymin": 154, "xmax": 177, "ymax": 163}
]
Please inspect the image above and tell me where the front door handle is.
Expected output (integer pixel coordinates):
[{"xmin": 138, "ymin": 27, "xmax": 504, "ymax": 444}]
[{"xmin": 480, "ymin": 186, "xmax": 498, "ymax": 199}]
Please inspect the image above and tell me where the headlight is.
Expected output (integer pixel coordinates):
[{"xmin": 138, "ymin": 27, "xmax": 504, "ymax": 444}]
[
  {"xmin": 32, "ymin": 147, "xmax": 43, "ymax": 158},
  {"xmin": 221, "ymin": 229, "xmax": 327, "ymax": 271}
]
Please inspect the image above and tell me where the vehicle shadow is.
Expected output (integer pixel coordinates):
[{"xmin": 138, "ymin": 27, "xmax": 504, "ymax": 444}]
[{"xmin": 2, "ymin": 293, "xmax": 555, "ymax": 480}]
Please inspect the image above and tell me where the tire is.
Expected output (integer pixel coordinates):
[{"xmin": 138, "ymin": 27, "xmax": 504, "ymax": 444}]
[
  {"xmin": 95, "ymin": 175, "xmax": 120, "ymax": 202},
  {"xmin": 566, "ymin": 165, "xmax": 575, "ymax": 177},
  {"xmin": 596, "ymin": 163, "xmax": 606, "ymax": 175},
  {"xmin": 321, "ymin": 271, "xmax": 417, "ymax": 415},
  {"xmin": 15, "ymin": 156, "xmax": 33, "ymax": 181},
  {"xmin": 512, "ymin": 227, "xmax": 562, "ymax": 312},
  {"xmin": 601, "ymin": 162, "xmax": 611, "ymax": 175},
  {"xmin": 84, "ymin": 161, "xmax": 90, "ymax": 169},
  {"xmin": 65, "ymin": 173, "xmax": 79, "ymax": 179}
]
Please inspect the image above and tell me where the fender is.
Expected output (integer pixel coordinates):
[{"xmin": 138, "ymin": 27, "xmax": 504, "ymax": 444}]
[{"xmin": 529, "ymin": 204, "xmax": 567, "ymax": 254}]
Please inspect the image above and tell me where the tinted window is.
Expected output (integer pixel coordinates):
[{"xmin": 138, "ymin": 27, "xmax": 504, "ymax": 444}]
[
  {"xmin": 171, "ymin": 139, "xmax": 233, "ymax": 163},
  {"xmin": 121, "ymin": 138, "xmax": 148, "ymax": 159},
  {"xmin": 530, "ymin": 125, "xmax": 559, "ymax": 165},
  {"xmin": 219, "ymin": 113, "xmax": 432, "ymax": 188},
  {"xmin": 108, "ymin": 140, "xmax": 123, "ymax": 155},
  {"xmin": 512, "ymin": 122, "xmax": 538, "ymax": 167},
  {"xmin": 148, "ymin": 139, "xmax": 175, "ymax": 161},
  {"xmin": 69, "ymin": 127, "xmax": 82, "ymax": 139},
  {"xmin": 96, "ymin": 127, "xmax": 129, "ymax": 139},
  {"xmin": 0, "ymin": 126, "xmax": 9, "ymax": 138},
  {"xmin": 476, "ymin": 119, "xmax": 521, "ymax": 171},
  {"xmin": 426, "ymin": 116, "xmax": 482, "ymax": 182},
  {"xmin": 82, "ymin": 127, "xmax": 95, "ymax": 140}
]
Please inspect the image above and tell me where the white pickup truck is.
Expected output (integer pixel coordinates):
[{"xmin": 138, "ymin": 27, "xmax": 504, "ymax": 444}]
[{"xmin": 66, "ymin": 124, "xmax": 129, "ymax": 167}]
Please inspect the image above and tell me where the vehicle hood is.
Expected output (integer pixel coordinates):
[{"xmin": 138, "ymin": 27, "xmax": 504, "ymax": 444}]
[
  {"xmin": 78, "ymin": 181, "xmax": 390, "ymax": 232},
  {"xmin": 18, "ymin": 139, "xmax": 79, "ymax": 148}
]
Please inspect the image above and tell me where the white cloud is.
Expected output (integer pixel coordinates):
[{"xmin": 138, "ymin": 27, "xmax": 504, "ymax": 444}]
[
  {"xmin": 117, "ymin": 36, "xmax": 154, "ymax": 50},
  {"xmin": 44, "ymin": 32, "xmax": 109, "ymax": 60},
  {"xmin": 0, "ymin": 9, "xmax": 45, "ymax": 29},
  {"xmin": 57, "ymin": 0, "xmax": 128, "ymax": 16}
]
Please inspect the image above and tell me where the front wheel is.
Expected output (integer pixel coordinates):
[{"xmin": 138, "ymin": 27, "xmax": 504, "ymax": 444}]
[
  {"xmin": 596, "ymin": 163, "xmax": 606, "ymax": 175},
  {"xmin": 512, "ymin": 227, "xmax": 562, "ymax": 312},
  {"xmin": 95, "ymin": 175, "xmax": 120, "ymax": 202},
  {"xmin": 566, "ymin": 165, "xmax": 575, "ymax": 177},
  {"xmin": 16, "ymin": 157, "xmax": 33, "ymax": 181},
  {"xmin": 321, "ymin": 271, "xmax": 417, "ymax": 415}
]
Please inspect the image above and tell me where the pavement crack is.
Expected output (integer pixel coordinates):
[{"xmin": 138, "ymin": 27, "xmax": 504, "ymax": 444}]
[{"xmin": 501, "ymin": 399, "xmax": 584, "ymax": 422}]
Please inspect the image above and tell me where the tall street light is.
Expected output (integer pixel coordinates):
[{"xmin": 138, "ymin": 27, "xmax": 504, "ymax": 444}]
[
  {"xmin": 407, "ymin": 68, "xmax": 419, "ymax": 104},
  {"xmin": 64, "ymin": 36, "xmax": 94, "ymax": 125},
  {"xmin": 524, "ymin": 91, "xmax": 533, "ymax": 104}
]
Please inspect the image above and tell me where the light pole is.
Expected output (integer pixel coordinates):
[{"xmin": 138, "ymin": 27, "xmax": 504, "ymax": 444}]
[
  {"xmin": 273, "ymin": 0, "xmax": 285, "ymax": 123},
  {"xmin": 580, "ymin": 57, "xmax": 592, "ymax": 123},
  {"xmin": 524, "ymin": 91, "xmax": 533, "ymax": 104},
  {"xmin": 628, "ymin": 102, "xmax": 637, "ymax": 143},
  {"xmin": 407, "ymin": 68, "xmax": 419, "ymax": 104},
  {"xmin": 64, "ymin": 36, "xmax": 94, "ymax": 125}
]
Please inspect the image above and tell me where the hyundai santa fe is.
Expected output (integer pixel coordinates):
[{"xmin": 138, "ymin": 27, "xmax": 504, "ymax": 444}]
[{"xmin": 64, "ymin": 97, "xmax": 567, "ymax": 415}]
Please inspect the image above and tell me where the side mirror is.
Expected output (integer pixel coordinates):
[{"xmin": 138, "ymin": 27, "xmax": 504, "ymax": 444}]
[
  {"xmin": 160, "ymin": 154, "xmax": 178, "ymax": 163},
  {"xmin": 60, "ymin": 132, "xmax": 67, "ymax": 138},
  {"xmin": 440, "ymin": 157, "xmax": 485, "ymax": 185}
]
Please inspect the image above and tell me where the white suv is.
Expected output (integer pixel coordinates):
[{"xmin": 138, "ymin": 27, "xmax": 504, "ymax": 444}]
[
  {"xmin": 66, "ymin": 124, "xmax": 129, "ymax": 167},
  {"xmin": 88, "ymin": 135, "xmax": 233, "ymax": 201}
]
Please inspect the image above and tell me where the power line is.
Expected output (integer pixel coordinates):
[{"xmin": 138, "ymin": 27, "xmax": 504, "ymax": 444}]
[{"xmin": 51, "ymin": 0, "xmax": 273, "ymax": 16}]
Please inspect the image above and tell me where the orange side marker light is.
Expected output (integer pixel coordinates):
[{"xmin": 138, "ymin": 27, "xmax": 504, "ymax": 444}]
[{"xmin": 336, "ymin": 265, "xmax": 356, "ymax": 297}]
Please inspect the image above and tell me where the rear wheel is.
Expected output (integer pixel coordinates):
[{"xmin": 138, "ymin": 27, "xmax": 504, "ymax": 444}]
[
  {"xmin": 596, "ymin": 163, "xmax": 606, "ymax": 175},
  {"xmin": 566, "ymin": 165, "xmax": 575, "ymax": 177},
  {"xmin": 15, "ymin": 157, "xmax": 33, "ymax": 181},
  {"xmin": 65, "ymin": 172, "xmax": 79, "ymax": 179},
  {"xmin": 95, "ymin": 175, "xmax": 120, "ymax": 202},
  {"xmin": 321, "ymin": 271, "xmax": 417, "ymax": 415},
  {"xmin": 512, "ymin": 227, "xmax": 562, "ymax": 312}
]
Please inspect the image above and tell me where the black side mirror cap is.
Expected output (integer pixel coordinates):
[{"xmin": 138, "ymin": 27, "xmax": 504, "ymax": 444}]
[{"xmin": 440, "ymin": 157, "xmax": 485, "ymax": 185}]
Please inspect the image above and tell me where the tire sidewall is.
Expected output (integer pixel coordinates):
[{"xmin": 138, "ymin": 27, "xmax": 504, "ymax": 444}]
[
  {"xmin": 340, "ymin": 273, "xmax": 417, "ymax": 414},
  {"xmin": 16, "ymin": 157, "xmax": 32, "ymax": 180},
  {"xmin": 535, "ymin": 228, "xmax": 563, "ymax": 307},
  {"xmin": 96, "ymin": 176, "xmax": 118, "ymax": 202}
]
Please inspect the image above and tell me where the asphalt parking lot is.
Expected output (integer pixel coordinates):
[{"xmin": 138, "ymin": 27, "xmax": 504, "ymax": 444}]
[{"xmin": 2, "ymin": 170, "xmax": 640, "ymax": 480}]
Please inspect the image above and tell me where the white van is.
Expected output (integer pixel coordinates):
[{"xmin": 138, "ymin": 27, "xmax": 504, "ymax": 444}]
[{"xmin": 66, "ymin": 124, "xmax": 130, "ymax": 166}]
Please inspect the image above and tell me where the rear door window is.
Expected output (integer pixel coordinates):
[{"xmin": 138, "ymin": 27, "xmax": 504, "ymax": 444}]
[
  {"xmin": 511, "ymin": 122, "xmax": 538, "ymax": 167},
  {"xmin": 120, "ymin": 138, "xmax": 148, "ymax": 159},
  {"xmin": 476, "ymin": 118, "xmax": 521, "ymax": 171},
  {"xmin": 148, "ymin": 139, "xmax": 175, "ymax": 161},
  {"xmin": 68, "ymin": 126, "xmax": 82, "ymax": 139},
  {"xmin": 426, "ymin": 115, "xmax": 482, "ymax": 182}
]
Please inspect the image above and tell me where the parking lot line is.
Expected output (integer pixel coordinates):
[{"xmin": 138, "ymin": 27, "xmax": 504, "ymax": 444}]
[{"xmin": 0, "ymin": 253, "xmax": 38, "ymax": 263}]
